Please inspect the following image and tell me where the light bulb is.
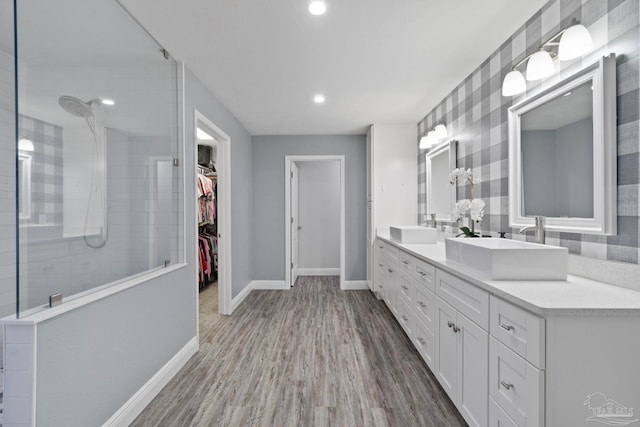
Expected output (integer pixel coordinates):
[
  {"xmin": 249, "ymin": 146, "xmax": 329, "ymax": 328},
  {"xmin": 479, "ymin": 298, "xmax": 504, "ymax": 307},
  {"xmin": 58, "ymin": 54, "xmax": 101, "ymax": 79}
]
[
  {"xmin": 419, "ymin": 131, "xmax": 436, "ymax": 149},
  {"xmin": 558, "ymin": 24, "xmax": 593, "ymax": 60},
  {"xmin": 502, "ymin": 70, "xmax": 527, "ymax": 96},
  {"xmin": 313, "ymin": 94, "xmax": 325, "ymax": 103},
  {"xmin": 434, "ymin": 124, "xmax": 448, "ymax": 139},
  {"xmin": 100, "ymin": 98, "xmax": 115, "ymax": 106},
  {"xmin": 526, "ymin": 50, "xmax": 554, "ymax": 81},
  {"xmin": 308, "ymin": 1, "xmax": 326, "ymax": 15},
  {"xmin": 18, "ymin": 138, "xmax": 34, "ymax": 152}
]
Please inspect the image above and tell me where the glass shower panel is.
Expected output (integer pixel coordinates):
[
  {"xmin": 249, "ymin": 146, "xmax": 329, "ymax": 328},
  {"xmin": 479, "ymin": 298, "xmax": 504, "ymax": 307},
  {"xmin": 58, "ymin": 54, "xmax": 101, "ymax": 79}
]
[{"xmin": 15, "ymin": 0, "xmax": 182, "ymax": 316}]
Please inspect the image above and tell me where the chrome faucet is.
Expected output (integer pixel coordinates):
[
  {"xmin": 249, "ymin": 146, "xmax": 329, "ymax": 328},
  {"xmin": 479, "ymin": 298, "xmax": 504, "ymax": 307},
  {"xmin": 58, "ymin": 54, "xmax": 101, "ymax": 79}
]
[
  {"xmin": 519, "ymin": 215, "xmax": 546, "ymax": 244},
  {"xmin": 422, "ymin": 213, "xmax": 437, "ymax": 228}
]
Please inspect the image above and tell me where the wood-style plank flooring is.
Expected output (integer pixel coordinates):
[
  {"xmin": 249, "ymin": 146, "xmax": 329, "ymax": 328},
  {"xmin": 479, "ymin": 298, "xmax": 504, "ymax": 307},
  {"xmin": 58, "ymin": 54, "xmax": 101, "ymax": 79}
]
[{"xmin": 132, "ymin": 276, "xmax": 466, "ymax": 426}]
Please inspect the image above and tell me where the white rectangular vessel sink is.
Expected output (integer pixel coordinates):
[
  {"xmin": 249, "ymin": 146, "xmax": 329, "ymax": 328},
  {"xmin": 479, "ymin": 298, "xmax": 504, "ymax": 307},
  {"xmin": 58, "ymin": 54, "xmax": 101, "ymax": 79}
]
[
  {"xmin": 445, "ymin": 238, "xmax": 568, "ymax": 280},
  {"xmin": 390, "ymin": 226, "xmax": 438, "ymax": 244}
]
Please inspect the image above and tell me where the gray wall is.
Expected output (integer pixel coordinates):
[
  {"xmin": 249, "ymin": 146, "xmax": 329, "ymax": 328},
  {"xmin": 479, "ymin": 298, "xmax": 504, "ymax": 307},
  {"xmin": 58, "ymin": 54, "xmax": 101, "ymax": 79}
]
[
  {"xmin": 185, "ymin": 67, "xmax": 254, "ymax": 298},
  {"xmin": 252, "ymin": 135, "xmax": 366, "ymax": 281},
  {"xmin": 298, "ymin": 161, "xmax": 340, "ymax": 270}
]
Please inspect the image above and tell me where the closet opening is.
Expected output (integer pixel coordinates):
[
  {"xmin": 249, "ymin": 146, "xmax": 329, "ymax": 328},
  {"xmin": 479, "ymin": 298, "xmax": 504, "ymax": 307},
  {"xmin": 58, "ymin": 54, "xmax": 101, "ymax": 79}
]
[
  {"xmin": 194, "ymin": 111, "xmax": 232, "ymax": 321},
  {"xmin": 284, "ymin": 155, "xmax": 345, "ymax": 289}
]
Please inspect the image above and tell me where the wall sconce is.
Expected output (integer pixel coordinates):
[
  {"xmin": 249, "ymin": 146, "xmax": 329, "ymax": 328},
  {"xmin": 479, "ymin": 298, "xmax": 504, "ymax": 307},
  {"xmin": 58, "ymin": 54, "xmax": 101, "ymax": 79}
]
[
  {"xmin": 18, "ymin": 138, "xmax": 34, "ymax": 152},
  {"xmin": 419, "ymin": 124, "xmax": 448, "ymax": 149},
  {"xmin": 502, "ymin": 20, "xmax": 593, "ymax": 96}
]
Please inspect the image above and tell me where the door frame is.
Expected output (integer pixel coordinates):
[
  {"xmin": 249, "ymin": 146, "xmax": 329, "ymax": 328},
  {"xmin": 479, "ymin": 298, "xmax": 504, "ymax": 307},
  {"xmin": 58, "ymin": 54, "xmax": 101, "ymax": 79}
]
[
  {"xmin": 284, "ymin": 155, "xmax": 345, "ymax": 289},
  {"xmin": 194, "ymin": 109, "xmax": 232, "ymax": 315}
]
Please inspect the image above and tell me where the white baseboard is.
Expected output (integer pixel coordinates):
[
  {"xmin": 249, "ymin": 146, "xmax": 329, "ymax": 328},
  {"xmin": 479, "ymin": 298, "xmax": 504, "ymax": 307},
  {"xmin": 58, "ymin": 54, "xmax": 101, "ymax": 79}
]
[
  {"xmin": 231, "ymin": 282, "xmax": 253, "ymax": 312},
  {"xmin": 251, "ymin": 280, "xmax": 289, "ymax": 290},
  {"xmin": 104, "ymin": 336, "xmax": 198, "ymax": 426},
  {"xmin": 341, "ymin": 280, "xmax": 370, "ymax": 290},
  {"xmin": 298, "ymin": 268, "xmax": 340, "ymax": 276}
]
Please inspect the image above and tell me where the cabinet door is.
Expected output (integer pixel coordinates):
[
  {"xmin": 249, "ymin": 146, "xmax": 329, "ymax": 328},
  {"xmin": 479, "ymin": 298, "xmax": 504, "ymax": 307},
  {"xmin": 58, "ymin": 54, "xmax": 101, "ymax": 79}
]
[
  {"xmin": 457, "ymin": 313, "xmax": 489, "ymax": 427},
  {"xmin": 436, "ymin": 297, "xmax": 458, "ymax": 401}
]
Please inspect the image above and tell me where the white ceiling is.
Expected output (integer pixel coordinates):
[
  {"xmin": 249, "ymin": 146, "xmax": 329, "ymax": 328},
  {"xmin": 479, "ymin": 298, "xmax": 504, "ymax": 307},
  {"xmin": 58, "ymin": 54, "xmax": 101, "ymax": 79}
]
[{"xmin": 116, "ymin": 0, "xmax": 549, "ymax": 135}]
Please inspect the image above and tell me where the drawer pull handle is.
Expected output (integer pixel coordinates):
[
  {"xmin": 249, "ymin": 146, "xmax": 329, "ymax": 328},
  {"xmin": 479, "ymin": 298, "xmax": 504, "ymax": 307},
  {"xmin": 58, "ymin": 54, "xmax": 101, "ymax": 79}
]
[
  {"xmin": 500, "ymin": 381, "xmax": 514, "ymax": 390},
  {"xmin": 418, "ymin": 271, "xmax": 427, "ymax": 277},
  {"xmin": 500, "ymin": 324, "xmax": 514, "ymax": 331},
  {"xmin": 378, "ymin": 263, "xmax": 383, "ymax": 267},
  {"xmin": 401, "ymin": 260, "xmax": 409, "ymax": 265},
  {"xmin": 401, "ymin": 285, "xmax": 408, "ymax": 291},
  {"xmin": 417, "ymin": 337, "xmax": 426, "ymax": 345},
  {"xmin": 447, "ymin": 321, "xmax": 460, "ymax": 332},
  {"xmin": 447, "ymin": 321, "xmax": 454, "ymax": 328},
  {"xmin": 401, "ymin": 315, "xmax": 408, "ymax": 321},
  {"xmin": 388, "ymin": 268, "xmax": 394, "ymax": 273},
  {"xmin": 453, "ymin": 325, "xmax": 460, "ymax": 333},
  {"xmin": 418, "ymin": 301, "xmax": 426, "ymax": 308}
]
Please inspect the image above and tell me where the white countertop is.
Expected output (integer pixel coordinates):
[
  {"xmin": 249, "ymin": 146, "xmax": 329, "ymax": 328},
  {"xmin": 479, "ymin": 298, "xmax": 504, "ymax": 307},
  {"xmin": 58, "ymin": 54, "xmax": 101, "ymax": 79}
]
[{"xmin": 377, "ymin": 231, "xmax": 640, "ymax": 317}]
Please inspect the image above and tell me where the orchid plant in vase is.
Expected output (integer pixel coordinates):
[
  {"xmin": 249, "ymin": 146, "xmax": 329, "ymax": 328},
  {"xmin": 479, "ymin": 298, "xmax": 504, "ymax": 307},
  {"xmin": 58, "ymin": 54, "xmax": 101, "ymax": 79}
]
[{"xmin": 449, "ymin": 167, "xmax": 485, "ymax": 237}]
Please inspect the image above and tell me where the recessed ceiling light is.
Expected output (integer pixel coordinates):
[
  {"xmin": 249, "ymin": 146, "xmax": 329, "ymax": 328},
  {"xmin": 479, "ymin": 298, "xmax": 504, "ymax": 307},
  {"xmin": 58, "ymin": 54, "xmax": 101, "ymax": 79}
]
[
  {"xmin": 308, "ymin": 1, "xmax": 326, "ymax": 15},
  {"xmin": 197, "ymin": 127, "xmax": 214, "ymax": 140},
  {"xmin": 100, "ymin": 98, "xmax": 115, "ymax": 106},
  {"xmin": 314, "ymin": 94, "xmax": 325, "ymax": 104}
]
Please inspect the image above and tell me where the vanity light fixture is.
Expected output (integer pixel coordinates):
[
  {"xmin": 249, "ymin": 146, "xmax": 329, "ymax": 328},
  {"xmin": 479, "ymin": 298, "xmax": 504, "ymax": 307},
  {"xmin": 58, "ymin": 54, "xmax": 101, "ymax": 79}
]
[
  {"xmin": 313, "ymin": 94, "xmax": 325, "ymax": 104},
  {"xmin": 308, "ymin": 1, "xmax": 326, "ymax": 15},
  {"xmin": 501, "ymin": 19, "xmax": 594, "ymax": 96},
  {"xmin": 420, "ymin": 124, "xmax": 448, "ymax": 149},
  {"xmin": 18, "ymin": 138, "xmax": 34, "ymax": 152}
]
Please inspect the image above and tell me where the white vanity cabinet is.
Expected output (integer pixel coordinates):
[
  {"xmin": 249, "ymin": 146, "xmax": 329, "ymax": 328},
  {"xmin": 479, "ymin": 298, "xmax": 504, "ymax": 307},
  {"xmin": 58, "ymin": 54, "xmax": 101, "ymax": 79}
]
[{"xmin": 373, "ymin": 237, "xmax": 640, "ymax": 427}]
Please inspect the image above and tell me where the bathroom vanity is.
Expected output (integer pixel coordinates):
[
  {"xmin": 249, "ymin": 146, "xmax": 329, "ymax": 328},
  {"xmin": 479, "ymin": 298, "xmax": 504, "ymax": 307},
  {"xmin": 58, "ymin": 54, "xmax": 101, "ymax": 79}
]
[{"xmin": 375, "ymin": 233, "xmax": 640, "ymax": 427}]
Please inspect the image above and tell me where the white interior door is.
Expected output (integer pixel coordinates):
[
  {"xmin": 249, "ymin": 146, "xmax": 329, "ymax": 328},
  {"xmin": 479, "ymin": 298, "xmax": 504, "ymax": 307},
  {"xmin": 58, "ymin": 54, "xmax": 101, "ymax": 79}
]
[{"xmin": 291, "ymin": 162, "xmax": 299, "ymax": 286}]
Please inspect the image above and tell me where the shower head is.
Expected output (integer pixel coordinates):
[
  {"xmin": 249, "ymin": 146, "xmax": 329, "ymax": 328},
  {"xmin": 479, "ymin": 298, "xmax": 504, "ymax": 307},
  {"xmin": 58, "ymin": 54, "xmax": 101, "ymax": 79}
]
[{"xmin": 58, "ymin": 95, "xmax": 93, "ymax": 118}]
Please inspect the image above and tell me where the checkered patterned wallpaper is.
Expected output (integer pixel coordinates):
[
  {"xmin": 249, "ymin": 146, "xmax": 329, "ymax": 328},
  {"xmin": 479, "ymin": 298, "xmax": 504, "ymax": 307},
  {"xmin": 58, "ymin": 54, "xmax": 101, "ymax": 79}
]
[
  {"xmin": 418, "ymin": 0, "xmax": 640, "ymax": 264},
  {"xmin": 18, "ymin": 115, "xmax": 63, "ymax": 225}
]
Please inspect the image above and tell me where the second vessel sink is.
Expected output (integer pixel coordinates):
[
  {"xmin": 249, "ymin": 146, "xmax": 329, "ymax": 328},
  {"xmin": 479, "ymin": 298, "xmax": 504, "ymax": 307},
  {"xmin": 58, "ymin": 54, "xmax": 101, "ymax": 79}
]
[
  {"xmin": 445, "ymin": 238, "xmax": 568, "ymax": 280},
  {"xmin": 390, "ymin": 226, "xmax": 438, "ymax": 244}
]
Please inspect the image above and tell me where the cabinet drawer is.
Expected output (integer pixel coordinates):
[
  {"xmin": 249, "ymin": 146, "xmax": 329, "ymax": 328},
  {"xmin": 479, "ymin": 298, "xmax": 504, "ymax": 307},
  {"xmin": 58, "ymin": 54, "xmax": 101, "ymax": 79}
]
[
  {"xmin": 489, "ymin": 337, "xmax": 544, "ymax": 427},
  {"xmin": 436, "ymin": 268, "xmax": 489, "ymax": 330},
  {"xmin": 398, "ymin": 273, "xmax": 416, "ymax": 305},
  {"xmin": 490, "ymin": 296, "xmax": 545, "ymax": 369},
  {"xmin": 376, "ymin": 240, "xmax": 399, "ymax": 262},
  {"xmin": 413, "ymin": 319, "xmax": 435, "ymax": 369},
  {"xmin": 397, "ymin": 297, "xmax": 414, "ymax": 339},
  {"xmin": 489, "ymin": 397, "xmax": 518, "ymax": 427},
  {"xmin": 414, "ymin": 285, "xmax": 436, "ymax": 333},
  {"xmin": 413, "ymin": 258, "xmax": 436, "ymax": 293}
]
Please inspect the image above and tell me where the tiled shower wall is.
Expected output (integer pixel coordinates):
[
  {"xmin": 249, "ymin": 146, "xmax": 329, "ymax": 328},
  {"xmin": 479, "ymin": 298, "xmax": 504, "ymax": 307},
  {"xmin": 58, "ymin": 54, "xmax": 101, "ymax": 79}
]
[{"xmin": 418, "ymin": 0, "xmax": 640, "ymax": 264}]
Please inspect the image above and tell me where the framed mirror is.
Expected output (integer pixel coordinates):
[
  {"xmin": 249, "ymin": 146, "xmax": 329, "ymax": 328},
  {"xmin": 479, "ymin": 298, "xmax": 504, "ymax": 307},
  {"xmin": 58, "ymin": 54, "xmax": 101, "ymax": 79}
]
[
  {"xmin": 426, "ymin": 139, "xmax": 457, "ymax": 222},
  {"xmin": 508, "ymin": 54, "xmax": 617, "ymax": 235}
]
